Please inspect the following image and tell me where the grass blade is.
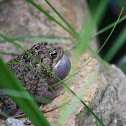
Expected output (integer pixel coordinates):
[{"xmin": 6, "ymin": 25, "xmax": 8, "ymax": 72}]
[
  {"xmin": 0, "ymin": 52, "xmax": 20, "ymax": 56},
  {"xmin": 91, "ymin": 16, "xmax": 126, "ymax": 39},
  {"xmin": 0, "ymin": 35, "xmax": 71, "ymax": 44},
  {"xmin": 0, "ymin": 58, "xmax": 50, "ymax": 126},
  {"xmin": 104, "ymin": 24, "xmax": 126, "ymax": 62},
  {"xmin": 88, "ymin": 8, "xmax": 124, "ymax": 67}
]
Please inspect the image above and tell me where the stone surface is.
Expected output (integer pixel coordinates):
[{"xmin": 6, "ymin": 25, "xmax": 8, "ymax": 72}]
[
  {"xmin": 75, "ymin": 64, "xmax": 126, "ymax": 126},
  {"xmin": 5, "ymin": 118, "xmax": 24, "ymax": 126},
  {"xmin": 0, "ymin": 0, "xmax": 126, "ymax": 126}
]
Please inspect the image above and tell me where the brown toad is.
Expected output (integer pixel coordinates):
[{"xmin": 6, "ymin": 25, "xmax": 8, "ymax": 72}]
[{"xmin": 0, "ymin": 42, "xmax": 71, "ymax": 117}]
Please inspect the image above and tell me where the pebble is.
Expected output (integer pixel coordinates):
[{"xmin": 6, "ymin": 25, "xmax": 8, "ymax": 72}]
[{"xmin": 5, "ymin": 118, "xmax": 25, "ymax": 126}]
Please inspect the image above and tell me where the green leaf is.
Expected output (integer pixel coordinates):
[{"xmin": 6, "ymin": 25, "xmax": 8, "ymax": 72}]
[
  {"xmin": 0, "ymin": 35, "xmax": 72, "ymax": 44},
  {"xmin": 91, "ymin": 16, "xmax": 126, "ymax": 39},
  {"xmin": 0, "ymin": 52, "xmax": 20, "ymax": 56},
  {"xmin": 104, "ymin": 24, "xmax": 126, "ymax": 62}
]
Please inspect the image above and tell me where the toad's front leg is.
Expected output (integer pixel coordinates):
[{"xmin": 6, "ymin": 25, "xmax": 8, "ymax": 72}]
[
  {"xmin": 0, "ymin": 93, "xmax": 17, "ymax": 118},
  {"xmin": 35, "ymin": 80, "xmax": 57, "ymax": 102}
]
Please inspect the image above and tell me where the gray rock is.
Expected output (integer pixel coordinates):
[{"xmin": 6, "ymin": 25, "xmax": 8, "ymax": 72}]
[
  {"xmin": 5, "ymin": 118, "xmax": 25, "ymax": 126},
  {"xmin": 0, "ymin": 124, "xmax": 6, "ymax": 126},
  {"xmin": 75, "ymin": 65, "xmax": 126, "ymax": 126}
]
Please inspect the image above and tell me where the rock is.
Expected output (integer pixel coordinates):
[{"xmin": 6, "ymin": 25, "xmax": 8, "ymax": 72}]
[
  {"xmin": 0, "ymin": 124, "xmax": 5, "ymax": 126},
  {"xmin": 5, "ymin": 118, "xmax": 24, "ymax": 126},
  {"xmin": 75, "ymin": 64, "xmax": 126, "ymax": 126}
]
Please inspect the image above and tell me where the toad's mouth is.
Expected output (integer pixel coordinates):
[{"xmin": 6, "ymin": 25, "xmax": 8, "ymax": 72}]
[{"xmin": 52, "ymin": 54, "xmax": 71, "ymax": 84}]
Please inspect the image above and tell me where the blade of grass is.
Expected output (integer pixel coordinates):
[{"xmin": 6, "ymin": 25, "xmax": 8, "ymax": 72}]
[
  {"xmin": 90, "ymin": 0, "xmax": 109, "ymax": 26},
  {"xmin": 1, "ymin": 89, "xmax": 52, "ymax": 104},
  {"xmin": 104, "ymin": 24, "xmax": 126, "ymax": 62},
  {"xmin": 0, "ymin": 35, "xmax": 72, "ymax": 44},
  {"xmin": 0, "ymin": 58, "xmax": 50, "ymax": 126},
  {"xmin": 0, "ymin": 111, "xmax": 9, "ymax": 119},
  {"xmin": 0, "ymin": 52, "xmax": 20, "ymax": 56},
  {"xmin": 74, "ymin": 0, "xmax": 109, "ymax": 56},
  {"xmin": 91, "ymin": 15, "xmax": 126, "ymax": 39}
]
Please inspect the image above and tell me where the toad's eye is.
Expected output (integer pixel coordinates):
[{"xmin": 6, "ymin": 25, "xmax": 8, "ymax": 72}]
[
  {"xmin": 50, "ymin": 50, "xmax": 57, "ymax": 59},
  {"xmin": 34, "ymin": 45, "xmax": 40, "ymax": 50}
]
